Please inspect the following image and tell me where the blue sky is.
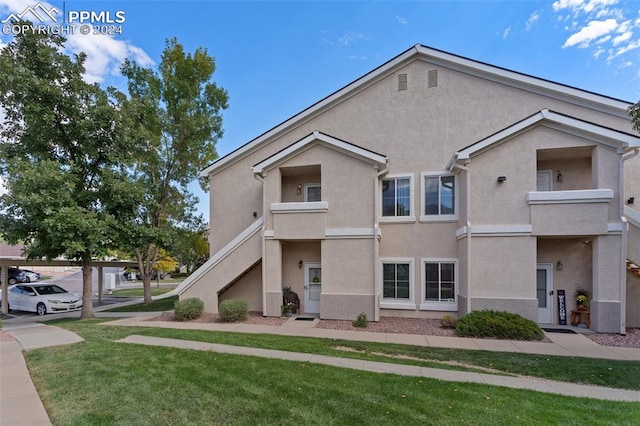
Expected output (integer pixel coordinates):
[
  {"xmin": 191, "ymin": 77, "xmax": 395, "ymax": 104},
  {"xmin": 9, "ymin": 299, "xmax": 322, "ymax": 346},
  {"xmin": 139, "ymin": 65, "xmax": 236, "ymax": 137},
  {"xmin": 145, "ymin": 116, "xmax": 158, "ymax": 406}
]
[{"xmin": 2, "ymin": 0, "xmax": 640, "ymax": 221}]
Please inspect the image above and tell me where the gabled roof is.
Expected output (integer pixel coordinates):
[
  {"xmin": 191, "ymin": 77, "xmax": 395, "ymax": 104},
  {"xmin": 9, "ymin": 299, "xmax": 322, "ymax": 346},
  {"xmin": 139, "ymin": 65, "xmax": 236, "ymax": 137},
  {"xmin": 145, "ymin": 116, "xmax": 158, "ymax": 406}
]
[
  {"xmin": 252, "ymin": 131, "xmax": 388, "ymax": 175},
  {"xmin": 447, "ymin": 109, "xmax": 640, "ymax": 169},
  {"xmin": 202, "ymin": 44, "xmax": 633, "ymax": 178}
]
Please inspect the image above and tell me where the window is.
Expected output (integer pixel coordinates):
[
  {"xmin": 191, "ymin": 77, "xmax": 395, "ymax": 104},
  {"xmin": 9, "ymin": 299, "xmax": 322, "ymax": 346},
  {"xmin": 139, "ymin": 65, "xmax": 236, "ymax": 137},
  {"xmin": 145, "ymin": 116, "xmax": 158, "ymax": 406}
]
[
  {"xmin": 304, "ymin": 183, "xmax": 321, "ymax": 202},
  {"xmin": 421, "ymin": 173, "xmax": 456, "ymax": 221},
  {"xmin": 381, "ymin": 175, "xmax": 413, "ymax": 220},
  {"xmin": 380, "ymin": 258, "xmax": 415, "ymax": 310},
  {"xmin": 420, "ymin": 259, "xmax": 457, "ymax": 311}
]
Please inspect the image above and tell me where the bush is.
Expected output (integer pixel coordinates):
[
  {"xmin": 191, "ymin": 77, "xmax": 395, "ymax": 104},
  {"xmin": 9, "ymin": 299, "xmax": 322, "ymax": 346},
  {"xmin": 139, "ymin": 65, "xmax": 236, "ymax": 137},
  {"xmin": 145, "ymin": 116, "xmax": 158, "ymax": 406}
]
[
  {"xmin": 218, "ymin": 298, "xmax": 248, "ymax": 322},
  {"xmin": 174, "ymin": 297, "xmax": 204, "ymax": 321},
  {"xmin": 440, "ymin": 314, "xmax": 457, "ymax": 329},
  {"xmin": 455, "ymin": 310, "xmax": 544, "ymax": 341},
  {"xmin": 352, "ymin": 312, "xmax": 368, "ymax": 328}
]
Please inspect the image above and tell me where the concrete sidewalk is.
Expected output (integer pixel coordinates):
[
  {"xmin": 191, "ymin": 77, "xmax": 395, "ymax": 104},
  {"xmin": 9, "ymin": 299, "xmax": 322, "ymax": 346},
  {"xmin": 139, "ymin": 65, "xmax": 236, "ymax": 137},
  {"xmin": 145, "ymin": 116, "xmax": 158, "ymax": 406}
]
[
  {"xmin": 2, "ymin": 314, "xmax": 640, "ymax": 425},
  {"xmin": 106, "ymin": 314, "xmax": 640, "ymax": 361},
  {"xmin": 119, "ymin": 334, "xmax": 640, "ymax": 402},
  {"xmin": 0, "ymin": 322, "xmax": 84, "ymax": 426}
]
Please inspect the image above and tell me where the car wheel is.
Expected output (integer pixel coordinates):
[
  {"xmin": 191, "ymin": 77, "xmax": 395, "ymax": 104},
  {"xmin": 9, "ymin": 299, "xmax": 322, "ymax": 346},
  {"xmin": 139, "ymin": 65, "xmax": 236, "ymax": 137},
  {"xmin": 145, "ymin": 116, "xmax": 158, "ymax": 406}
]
[
  {"xmin": 36, "ymin": 302, "xmax": 47, "ymax": 316},
  {"xmin": 24, "ymin": 276, "xmax": 31, "ymax": 283},
  {"xmin": 8, "ymin": 278, "xmax": 16, "ymax": 285}
]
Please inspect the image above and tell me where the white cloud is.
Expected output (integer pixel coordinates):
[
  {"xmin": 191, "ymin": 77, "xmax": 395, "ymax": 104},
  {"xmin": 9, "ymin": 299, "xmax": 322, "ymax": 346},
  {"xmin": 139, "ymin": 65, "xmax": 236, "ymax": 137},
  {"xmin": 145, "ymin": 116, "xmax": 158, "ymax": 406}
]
[
  {"xmin": 395, "ymin": 16, "xmax": 407, "ymax": 25},
  {"xmin": 338, "ymin": 31, "xmax": 366, "ymax": 46},
  {"xmin": 612, "ymin": 30, "xmax": 632, "ymax": 45},
  {"xmin": 563, "ymin": 18, "xmax": 618, "ymax": 47},
  {"xmin": 502, "ymin": 26, "xmax": 512, "ymax": 39},
  {"xmin": 526, "ymin": 11, "xmax": 540, "ymax": 30},
  {"xmin": 0, "ymin": 0, "xmax": 152, "ymax": 84},
  {"xmin": 552, "ymin": 0, "xmax": 640, "ymax": 68}
]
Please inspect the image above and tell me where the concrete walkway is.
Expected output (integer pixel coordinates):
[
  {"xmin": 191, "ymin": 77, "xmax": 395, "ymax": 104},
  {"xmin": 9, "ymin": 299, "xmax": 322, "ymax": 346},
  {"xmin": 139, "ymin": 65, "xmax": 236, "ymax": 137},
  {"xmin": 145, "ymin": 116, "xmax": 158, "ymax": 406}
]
[{"xmin": 2, "ymin": 314, "xmax": 640, "ymax": 425}]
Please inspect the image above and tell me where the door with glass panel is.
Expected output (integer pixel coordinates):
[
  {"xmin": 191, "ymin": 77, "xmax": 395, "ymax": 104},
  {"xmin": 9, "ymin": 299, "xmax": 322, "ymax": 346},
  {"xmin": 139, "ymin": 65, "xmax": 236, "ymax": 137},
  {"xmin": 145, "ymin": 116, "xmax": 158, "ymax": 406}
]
[
  {"xmin": 537, "ymin": 264, "xmax": 553, "ymax": 323},
  {"xmin": 304, "ymin": 263, "xmax": 321, "ymax": 314}
]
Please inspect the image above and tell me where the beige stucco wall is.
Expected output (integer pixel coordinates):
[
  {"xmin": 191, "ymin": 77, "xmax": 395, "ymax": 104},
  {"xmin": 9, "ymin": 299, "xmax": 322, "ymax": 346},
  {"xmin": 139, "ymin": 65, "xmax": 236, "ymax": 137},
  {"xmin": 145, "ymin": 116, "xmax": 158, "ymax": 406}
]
[
  {"xmin": 218, "ymin": 263, "xmax": 263, "ymax": 312},
  {"xmin": 537, "ymin": 238, "xmax": 593, "ymax": 317},
  {"xmin": 208, "ymin": 58, "xmax": 633, "ymax": 257},
  {"xmin": 201, "ymin": 54, "xmax": 635, "ymax": 322},
  {"xmin": 627, "ymin": 272, "xmax": 640, "ymax": 328},
  {"xmin": 281, "ymin": 241, "xmax": 321, "ymax": 313}
]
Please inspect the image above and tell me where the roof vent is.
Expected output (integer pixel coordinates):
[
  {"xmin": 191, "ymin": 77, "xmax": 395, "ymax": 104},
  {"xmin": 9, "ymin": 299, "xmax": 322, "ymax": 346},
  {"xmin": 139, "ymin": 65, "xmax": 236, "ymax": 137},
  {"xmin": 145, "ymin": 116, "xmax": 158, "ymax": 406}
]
[
  {"xmin": 398, "ymin": 73, "xmax": 408, "ymax": 91},
  {"xmin": 428, "ymin": 69, "xmax": 438, "ymax": 88}
]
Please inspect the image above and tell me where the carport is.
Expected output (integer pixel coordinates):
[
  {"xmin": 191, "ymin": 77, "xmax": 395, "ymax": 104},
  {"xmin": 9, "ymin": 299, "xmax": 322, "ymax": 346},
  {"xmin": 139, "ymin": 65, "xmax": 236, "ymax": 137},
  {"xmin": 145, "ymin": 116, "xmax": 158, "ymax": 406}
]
[{"xmin": 0, "ymin": 256, "xmax": 137, "ymax": 315}]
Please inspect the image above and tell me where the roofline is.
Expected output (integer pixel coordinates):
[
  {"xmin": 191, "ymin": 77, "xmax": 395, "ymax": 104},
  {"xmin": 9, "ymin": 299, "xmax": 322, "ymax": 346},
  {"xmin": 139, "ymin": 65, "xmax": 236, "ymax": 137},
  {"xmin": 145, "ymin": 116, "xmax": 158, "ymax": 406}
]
[
  {"xmin": 252, "ymin": 131, "xmax": 388, "ymax": 175},
  {"xmin": 447, "ymin": 109, "xmax": 640, "ymax": 169},
  {"xmin": 202, "ymin": 43, "xmax": 633, "ymax": 178}
]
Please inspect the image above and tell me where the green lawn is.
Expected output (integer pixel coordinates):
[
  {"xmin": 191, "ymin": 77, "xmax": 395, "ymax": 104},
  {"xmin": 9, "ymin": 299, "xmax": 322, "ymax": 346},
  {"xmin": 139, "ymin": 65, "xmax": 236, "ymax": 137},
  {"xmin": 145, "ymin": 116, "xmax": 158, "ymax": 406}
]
[
  {"xmin": 24, "ymin": 319, "xmax": 640, "ymax": 425},
  {"xmin": 110, "ymin": 287, "xmax": 174, "ymax": 297},
  {"xmin": 105, "ymin": 295, "xmax": 178, "ymax": 312}
]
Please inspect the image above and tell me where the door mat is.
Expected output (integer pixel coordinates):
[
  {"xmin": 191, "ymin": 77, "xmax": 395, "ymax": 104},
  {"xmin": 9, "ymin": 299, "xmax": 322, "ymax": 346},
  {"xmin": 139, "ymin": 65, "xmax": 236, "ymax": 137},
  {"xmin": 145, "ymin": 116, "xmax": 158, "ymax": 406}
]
[
  {"xmin": 541, "ymin": 327, "xmax": 578, "ymax": 334},
  {"xmin": 295, "ymin": 317, "xmax": 315, "ymax": 321}
]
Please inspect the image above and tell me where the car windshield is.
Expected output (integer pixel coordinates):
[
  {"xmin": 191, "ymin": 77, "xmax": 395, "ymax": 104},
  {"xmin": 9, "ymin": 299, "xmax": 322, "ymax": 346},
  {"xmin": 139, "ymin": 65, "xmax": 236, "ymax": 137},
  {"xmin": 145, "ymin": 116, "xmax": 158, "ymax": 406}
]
[{"xmin": 33, "ymin": 285, "xmax": 68, "ymax": 295}]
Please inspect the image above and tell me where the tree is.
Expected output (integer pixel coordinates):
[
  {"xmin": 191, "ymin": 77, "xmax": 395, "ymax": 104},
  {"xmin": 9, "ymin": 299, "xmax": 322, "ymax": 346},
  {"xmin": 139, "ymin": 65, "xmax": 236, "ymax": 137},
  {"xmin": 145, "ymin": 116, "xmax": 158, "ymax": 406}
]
[
  {"xmin": 0, "ymin": 29, "xmax": 136, "ymax": 319},
  {"xmin": 120, "ymin": 38, "xmax": 228, "ymax": 304},
  {"xmin": 170, "ymin": 226, "xmax": 209, "ymax": 274},
  {"xmin": 628, "ymin": 101, "xmax": 640, "ymax": 132}
]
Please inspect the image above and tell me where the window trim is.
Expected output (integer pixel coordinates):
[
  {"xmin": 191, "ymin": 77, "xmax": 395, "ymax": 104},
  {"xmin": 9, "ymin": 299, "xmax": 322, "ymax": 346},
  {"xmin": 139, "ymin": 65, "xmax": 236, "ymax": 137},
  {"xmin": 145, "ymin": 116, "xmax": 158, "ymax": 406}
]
[
  {"xmin": 420, "ymin": 258, "xmax": 458, "ymax": 311},
  {"xmin": 380, "ymin": 174, "xmax": 415, "ymax": 223},
  {"xmin": 380, "ymin": 257, "xmax": 415, "ymax": 310},
  {"xmin": 420, "ymin": 172, "xmax": 458, "ymax": 222},
  {"xmin": 304, "ymin": 183, "xmax": 321, "ymax": 202}
]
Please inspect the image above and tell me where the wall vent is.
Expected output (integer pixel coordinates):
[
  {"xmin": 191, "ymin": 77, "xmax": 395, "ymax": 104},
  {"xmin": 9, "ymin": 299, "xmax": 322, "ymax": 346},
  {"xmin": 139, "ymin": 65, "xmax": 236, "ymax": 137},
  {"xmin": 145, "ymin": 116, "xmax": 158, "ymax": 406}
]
[
  {"xmin": 428, "ymin": 69, "xmax": 438, "ymax": 88},
  {"xmin": 398, "ymin": 73, "xmax": 408, "ymax": 91}
]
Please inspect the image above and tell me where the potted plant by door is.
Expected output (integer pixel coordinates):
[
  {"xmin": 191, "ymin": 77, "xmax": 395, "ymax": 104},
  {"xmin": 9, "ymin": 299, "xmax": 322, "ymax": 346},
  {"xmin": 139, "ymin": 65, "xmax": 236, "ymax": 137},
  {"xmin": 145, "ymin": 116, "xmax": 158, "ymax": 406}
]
[{"xmin": 575, "ymin": 288, "xmax": 590, "ymax": 311}]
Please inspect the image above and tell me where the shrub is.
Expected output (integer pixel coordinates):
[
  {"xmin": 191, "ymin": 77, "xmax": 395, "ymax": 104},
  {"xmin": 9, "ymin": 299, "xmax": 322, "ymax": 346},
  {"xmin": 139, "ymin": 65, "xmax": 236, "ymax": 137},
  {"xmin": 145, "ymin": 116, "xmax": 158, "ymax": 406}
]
[
  {"xmin": 455, "ymin": 310, "xmax": 544, "ymax": 341},
  {"xmin": 440, "ymin": 314, "xmax": 457, "ymax": 329},
  {"xmin": 174, "ymin": 297, "xmax": 204, "ymax": 321},
  {"xmin": 218, "ymin": 298, "xmax": 248, "ymax": 322},
  {"xmin": 352, "ymin": 312, "xmax": 368, "ymax": 328}
]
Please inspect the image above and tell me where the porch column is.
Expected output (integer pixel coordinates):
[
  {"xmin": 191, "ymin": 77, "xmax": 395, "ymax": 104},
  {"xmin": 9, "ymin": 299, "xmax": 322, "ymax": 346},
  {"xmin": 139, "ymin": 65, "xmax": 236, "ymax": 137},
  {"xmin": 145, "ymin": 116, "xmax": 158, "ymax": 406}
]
[
  {"xmin": 263, "ymin": 239, "xmax": 283, "ymax": 317},
  {"xmin": 591, "ymin": 235, "xmax": 623, "ymax": 333}
]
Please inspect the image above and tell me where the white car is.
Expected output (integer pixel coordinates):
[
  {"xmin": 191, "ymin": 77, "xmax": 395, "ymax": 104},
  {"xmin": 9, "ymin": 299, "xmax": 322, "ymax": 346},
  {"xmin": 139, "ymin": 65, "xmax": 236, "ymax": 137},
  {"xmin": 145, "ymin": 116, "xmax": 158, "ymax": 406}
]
[{"xmin": 2, "ymin": 283, "xmax": 82, "ymax": 316}]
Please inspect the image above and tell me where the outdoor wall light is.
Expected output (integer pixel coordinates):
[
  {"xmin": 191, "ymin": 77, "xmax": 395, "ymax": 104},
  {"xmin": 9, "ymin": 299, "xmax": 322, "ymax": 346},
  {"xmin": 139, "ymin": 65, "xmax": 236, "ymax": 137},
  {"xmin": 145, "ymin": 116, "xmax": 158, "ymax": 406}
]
[
  {"xmin": 297, "ymin": 184, "xmax": 302, "ymax": 195},
  {"xmin": 628, "ymin": 197, "xmax": 635, "ymax": 205},
  {"xmin": 497, "ymin": 176, "xmax": 507, "ymax": 183},
  {"xmin": 298, "ymin": 260, "xmax": 303, "ymax": 269},
  {"xmin": 556, "ymin": 261, "xmax": 563, "ymax": 271},
  {"xmin": 556, "ymin": 171, "xmax": 563, "ymax": 182}
]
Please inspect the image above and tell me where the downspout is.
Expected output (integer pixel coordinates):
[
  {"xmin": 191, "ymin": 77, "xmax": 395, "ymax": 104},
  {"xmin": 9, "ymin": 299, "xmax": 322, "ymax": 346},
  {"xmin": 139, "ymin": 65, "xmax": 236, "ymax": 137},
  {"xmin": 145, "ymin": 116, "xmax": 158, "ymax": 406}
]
[
  {"xmin": 619, "ymin": 148, "xmax": 639, "ymax": 334},
  {"xmin": 254, "ymin": 172, "xmax": 268, "ymax": 315},
  {"xmin": 451, "ymin": 162, "xmax": 472, "ymax": 316},
  {"xmin": 374, "ymin": 162, "xmax": 389, "ymax": 322}
]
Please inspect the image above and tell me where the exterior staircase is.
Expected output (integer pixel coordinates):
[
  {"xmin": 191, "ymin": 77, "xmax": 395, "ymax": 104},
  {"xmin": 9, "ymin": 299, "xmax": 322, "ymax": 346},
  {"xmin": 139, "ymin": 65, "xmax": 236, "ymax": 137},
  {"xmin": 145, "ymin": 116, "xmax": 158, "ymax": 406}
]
[{"xmin": 176, "ymin": 218, "xmax": 263, "ymax": 313}]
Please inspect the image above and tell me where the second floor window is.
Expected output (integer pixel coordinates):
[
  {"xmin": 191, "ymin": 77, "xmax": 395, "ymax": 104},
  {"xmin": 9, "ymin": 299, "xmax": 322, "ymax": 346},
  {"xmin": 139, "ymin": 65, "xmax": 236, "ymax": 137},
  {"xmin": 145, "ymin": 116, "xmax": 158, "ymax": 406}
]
[
  {"xmin": 305, "ymin": 183, "xmax": 321, "ymax": 202},
  {"xmin": 424, "ymin": 174, "xmax": 455, "ymax": 216},
  {"xmin": 382, "ymin": 176, "xmax": 411, "ymax": 217}
]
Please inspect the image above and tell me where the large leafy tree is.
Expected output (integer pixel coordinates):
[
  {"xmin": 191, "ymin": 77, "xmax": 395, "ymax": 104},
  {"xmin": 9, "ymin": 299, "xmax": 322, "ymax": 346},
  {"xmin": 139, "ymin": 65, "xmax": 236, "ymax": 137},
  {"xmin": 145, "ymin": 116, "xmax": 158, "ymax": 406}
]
[
  {"xmin": 0, "ymin": 29, "xmax": 136, "ymax": 319},
  {"xmin": 121, "ymin": 38, "xmax": 228, "ymax": 304}
]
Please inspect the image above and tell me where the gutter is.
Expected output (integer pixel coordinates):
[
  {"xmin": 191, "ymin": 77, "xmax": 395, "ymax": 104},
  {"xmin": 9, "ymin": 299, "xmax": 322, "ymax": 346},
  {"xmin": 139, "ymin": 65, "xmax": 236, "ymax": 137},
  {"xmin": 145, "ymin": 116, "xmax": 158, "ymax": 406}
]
[
  {"xmin": 619, "ymin": 147, "xmax": 639, "ymax": 334},
  {"xmin": 374, "ymin": 163, "xmax": 389, "ymax": 322},
  {"xmin": 448, "ymin": 159, "xmax": 472, "ymax": 316}
]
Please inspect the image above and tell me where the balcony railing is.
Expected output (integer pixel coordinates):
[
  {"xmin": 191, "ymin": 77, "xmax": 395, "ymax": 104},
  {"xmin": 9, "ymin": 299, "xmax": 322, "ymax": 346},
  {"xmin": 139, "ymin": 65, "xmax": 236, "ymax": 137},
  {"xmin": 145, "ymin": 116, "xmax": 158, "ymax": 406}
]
[{"xmin": 527, "ymin": 189, "xmax": 613, "ymax": 236}]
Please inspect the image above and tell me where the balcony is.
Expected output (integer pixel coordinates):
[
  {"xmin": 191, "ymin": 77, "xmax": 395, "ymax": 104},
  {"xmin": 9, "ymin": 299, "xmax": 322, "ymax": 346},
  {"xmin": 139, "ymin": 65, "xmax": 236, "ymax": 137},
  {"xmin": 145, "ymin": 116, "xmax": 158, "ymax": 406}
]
[
  {"xmin": 527, "ymin": 189, "xmax": 613, "ymax": 236},
  {"xmin": 270, "ymin": 202, "xmax": 328, "ymax": 240}
]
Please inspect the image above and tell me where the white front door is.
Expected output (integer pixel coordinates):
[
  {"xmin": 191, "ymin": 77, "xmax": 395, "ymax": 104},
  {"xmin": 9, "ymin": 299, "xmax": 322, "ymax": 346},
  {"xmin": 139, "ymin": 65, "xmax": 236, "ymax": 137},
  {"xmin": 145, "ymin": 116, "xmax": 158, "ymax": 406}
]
[
  {"xmin": 537, "ymin": 264, "xmax": 553, "ymax": 324},
  {"xmin": 304, "ymin": 263, "xmax": 321, "ymax": 314},
  {"xmin": 536, "ymin": 170, "xmax": 552, "ymax": 191}
]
